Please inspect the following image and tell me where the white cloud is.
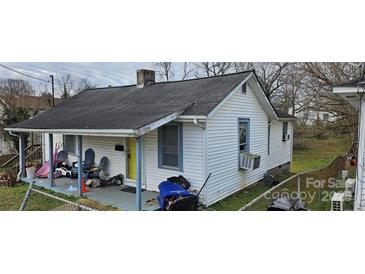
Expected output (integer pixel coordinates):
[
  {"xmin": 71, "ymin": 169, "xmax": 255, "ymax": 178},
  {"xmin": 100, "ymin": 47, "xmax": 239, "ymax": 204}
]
[{"xmin": 0, "ymin": 62, "xmax": 155, "ymax": 87}]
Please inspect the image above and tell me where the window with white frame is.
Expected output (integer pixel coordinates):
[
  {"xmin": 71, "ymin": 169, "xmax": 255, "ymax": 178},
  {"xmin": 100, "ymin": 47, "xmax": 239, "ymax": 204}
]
[
  {"xmin": 239, "ymin": 119, "xmax": 249, "ymax": 152},
  {"xmin": 63, "ymin": 135, "xmax": 77, "ymax": 154}
]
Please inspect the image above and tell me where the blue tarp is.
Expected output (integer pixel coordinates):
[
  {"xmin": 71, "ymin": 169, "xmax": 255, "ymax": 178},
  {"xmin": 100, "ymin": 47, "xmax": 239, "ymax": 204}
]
[{"xmin": 157, "ymin": 181, "xmax": 192, "ymax": 210}]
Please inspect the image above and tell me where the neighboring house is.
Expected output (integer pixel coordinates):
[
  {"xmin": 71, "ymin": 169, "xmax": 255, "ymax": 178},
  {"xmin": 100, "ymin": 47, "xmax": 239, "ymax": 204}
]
[
  {"xmin": 294, "ymin": 108, "xmax": 336, "ymax": 126},
  {"xmin": 6, "ymin": 69, "xmax": 296, "ymax": 209},
  {"xmin": 333, "ymin": 79, "xmax": 365, "ymax": 210},
  {"xmin": 0, "ymin": 95, "xmax": 62, "ymax": 155}
]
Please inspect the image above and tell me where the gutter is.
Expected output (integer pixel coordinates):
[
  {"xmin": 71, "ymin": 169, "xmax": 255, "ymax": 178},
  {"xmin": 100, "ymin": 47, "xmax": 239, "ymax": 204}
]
[
  {"xmin": 193, "ymin": 118, "xmax": 206, "ymax": 129},
  {"xmin": 5, "ymin": 127, "xmax": 137, "ymax": 137},
  {"xmin": 277, "ymin": 117, "xmax": 297, "ymax": 121}
]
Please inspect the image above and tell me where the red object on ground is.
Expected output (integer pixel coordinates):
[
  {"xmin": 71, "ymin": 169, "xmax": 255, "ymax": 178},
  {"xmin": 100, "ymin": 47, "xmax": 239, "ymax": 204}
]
[{"xmin": 82, "ymin": 178, "xmax": 88, "ymax": 193}]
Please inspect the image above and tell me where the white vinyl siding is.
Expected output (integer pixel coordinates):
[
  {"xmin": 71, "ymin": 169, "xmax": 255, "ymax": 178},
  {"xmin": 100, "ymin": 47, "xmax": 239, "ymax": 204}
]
[
  {"xmin": 43, "ymin": 133, "xmax": 64, "ymax": 163},
  {"xmin": 145, "ymin": 123, "xmax": 205, "ymax": 201},
  {"xmin": 43, "ymin": 134, "xmax": 126, "ymax": 177},
  {"xmin": 268, "ymin": 120, "xmax": 292, "ymax": 170},
  {"xmin": 42, "ymin": 122, "xmax": 205, "ymax": 202},
  {"xmin": 206, "ymin": 83, "xmax": 269, "ymax": 206},
  {"xmin": 82, "ymin": 136, "xmax": 126, "ymax": 177}
]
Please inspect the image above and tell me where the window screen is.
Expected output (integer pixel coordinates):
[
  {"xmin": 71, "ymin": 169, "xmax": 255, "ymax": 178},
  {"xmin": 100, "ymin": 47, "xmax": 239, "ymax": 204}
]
[
  {"xmin": 158, "ymin": 123, "xmax": 182, "ymax": 170},
  {"xmin": 63, "ymin": 135, "xmax": 77, "ymax": 154},
  {"xmin": 239, "ymin": 120, "xmax": 249, "ymax": 152},
  {"xmin": 283, "ymin": 122, "xmax": 288, "ymax": 135}
]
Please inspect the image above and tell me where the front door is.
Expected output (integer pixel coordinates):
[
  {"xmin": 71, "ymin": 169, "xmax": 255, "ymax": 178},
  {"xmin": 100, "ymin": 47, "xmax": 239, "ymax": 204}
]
[{"xmin": 127, "ymin": 138, "xmax": 137, "ymax": 180}]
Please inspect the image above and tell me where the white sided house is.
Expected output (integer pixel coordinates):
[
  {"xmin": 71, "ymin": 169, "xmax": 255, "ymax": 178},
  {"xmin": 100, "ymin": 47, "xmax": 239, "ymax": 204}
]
[
  {"xmin": 333, "ymin": 79, "xmax": 365, "ymax": 210},
  {"xmin": 6, "ymin": 69, "xmax": 295, "ymax": 210}
]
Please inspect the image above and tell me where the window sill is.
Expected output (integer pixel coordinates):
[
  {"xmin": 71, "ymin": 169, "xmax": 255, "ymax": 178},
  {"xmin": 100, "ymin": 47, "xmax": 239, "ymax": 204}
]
[{"xmin": 159, "ymin": 165, "xmax": 183, "ymax": 172}]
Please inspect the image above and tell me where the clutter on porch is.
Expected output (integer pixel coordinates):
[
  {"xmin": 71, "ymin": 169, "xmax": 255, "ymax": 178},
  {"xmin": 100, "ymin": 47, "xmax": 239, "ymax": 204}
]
[
  {"xmin": 25, "ymin": 143, "xmax": 211, "ymax": 211},
  {"xmin": 157, "ymin": 173, "xmax": 211, "ymax": 211}
]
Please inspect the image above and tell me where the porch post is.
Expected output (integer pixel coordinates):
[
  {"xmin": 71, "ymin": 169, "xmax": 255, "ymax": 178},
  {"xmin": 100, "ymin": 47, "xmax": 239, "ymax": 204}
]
[
  {"xmin": 77, "ymin": 135, "xmax": 83, "ymax": 197},
  {"xmin": 136, "ymin": 136, "xmax": 142, "ymax": 211},
  {"xmin": 48, "ymin": 133, "xmax": 54, "ymax": 187},
  {"xmin": 19, "ymin": 133, "xmax": 26, "ymax": 178}
]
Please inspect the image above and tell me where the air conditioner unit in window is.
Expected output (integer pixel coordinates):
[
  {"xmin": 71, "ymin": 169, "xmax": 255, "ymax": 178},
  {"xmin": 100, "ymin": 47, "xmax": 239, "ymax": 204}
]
[
  {"xmin": 282, "ymin": 134, "xmax": 290, "ymax": 141},
  {"xmin": 240, "ymin": 153, "xmax": 261, "ymax": 170},
  {"xmin": 331, "ymin": 192, "xmax": 344, "ymax": 211}
]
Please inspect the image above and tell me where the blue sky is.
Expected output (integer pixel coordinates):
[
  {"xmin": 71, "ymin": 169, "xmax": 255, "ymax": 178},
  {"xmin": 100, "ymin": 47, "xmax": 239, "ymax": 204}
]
[{"xmin": 0, "ymin": 62, "xmax": 162, "ymax": 87}]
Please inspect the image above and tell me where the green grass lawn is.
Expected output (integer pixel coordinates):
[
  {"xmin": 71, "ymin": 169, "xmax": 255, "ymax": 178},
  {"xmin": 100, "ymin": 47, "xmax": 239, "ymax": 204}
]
[
  {"xmin": 0, "ymin": 182, "xmax": 117, "ymax": 211},
  {"xmin": 210, "ymin": 137, "xmax": 351, "ymax": 211},
  {"xmin": 0, "ymin": 138, "xmax": 352, "ymax": 211},
  {"xmin": 209, "ymin": 182, "xmax": 272, "ymax": 211},
  {"xmin": 291, "ymin": 137, "xmax": 350, "ymax": 173},
  {"xmin": 0, "ymin": 183, "xmax": 70, "ymax": 211}
]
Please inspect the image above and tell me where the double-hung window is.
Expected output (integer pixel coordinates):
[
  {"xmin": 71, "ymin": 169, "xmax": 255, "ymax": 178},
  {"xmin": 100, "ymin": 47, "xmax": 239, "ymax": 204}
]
[
  {"xmin": 158, "ymin": 123, "xmax": 183, "ymax": 171},
  {"xmin": 63, "ymin": 135, "xmax": 77, "ymax": 154},
  {"xmin": 283, "ymin": 122, "xmax": 288, "ymax": 135},
  {"xmin": 239, "ymin": 118, "xmax": 249, "ymax": 153}
]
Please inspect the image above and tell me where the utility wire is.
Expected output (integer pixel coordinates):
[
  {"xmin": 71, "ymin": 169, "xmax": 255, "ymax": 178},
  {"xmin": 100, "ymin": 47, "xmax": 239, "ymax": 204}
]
[{"xmin": 0, "ymin": 63, "xmax": 50, "ymax": 83}]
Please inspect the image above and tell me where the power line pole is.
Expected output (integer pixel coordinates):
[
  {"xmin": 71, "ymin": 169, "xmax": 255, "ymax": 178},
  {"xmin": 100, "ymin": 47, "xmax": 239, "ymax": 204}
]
[{"xmin": 49, "ymin": 74, "xmax": 55, "ymax": 107}]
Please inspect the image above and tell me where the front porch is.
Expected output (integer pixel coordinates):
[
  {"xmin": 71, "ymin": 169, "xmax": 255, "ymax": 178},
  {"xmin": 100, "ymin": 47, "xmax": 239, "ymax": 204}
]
[{"xmin": 21, "ymin": 177, "xmax": 160, "ymax": 211}]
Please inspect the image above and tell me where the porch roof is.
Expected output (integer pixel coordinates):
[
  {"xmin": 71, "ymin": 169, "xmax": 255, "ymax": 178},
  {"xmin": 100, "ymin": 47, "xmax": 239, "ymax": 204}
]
[
  {"xmin": 333, "ymin": 78, "xmax": 365, "ymax": 108},
  {"xmin": 6, "ymin": 71, "xmax": 252, "ymax": 133}
]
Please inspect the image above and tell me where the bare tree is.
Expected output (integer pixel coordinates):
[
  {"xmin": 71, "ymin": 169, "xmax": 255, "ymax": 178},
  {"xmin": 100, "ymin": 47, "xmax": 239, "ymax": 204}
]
[
  {"xmin": 56, "ymin": 73, "xmax": 94, "ymax": 99},
  {"xmin": 193, "ymin": 62, "xmax": 233, "ymax": 77},
  {"xmin": 269, "ymin": 63, "xmax": 311, "ymax": 115},
  {"xmin": 154, "ymin": 62, "xmax": 174, "ymax": 81},
  {"xmin": 181, "ymin": 62, "xmax": 194, "ymax": 80},
  {"xmin": 0, "ymin": 78, "xmax": 36, "ymax": 111},
  {"xmin": 301, "ymin": 62, "xmax": 361, "ymax": 140},
  {"xmin": 234, "ymin": 62, "xmax": 289, "ymax": 96},
  {"xmin": 0, "ymin": 79, "xmax": 37, "ymax": 150},
  {"xmin": 0, "ymin": 78, "xmax": 35, "ymax": 97}
]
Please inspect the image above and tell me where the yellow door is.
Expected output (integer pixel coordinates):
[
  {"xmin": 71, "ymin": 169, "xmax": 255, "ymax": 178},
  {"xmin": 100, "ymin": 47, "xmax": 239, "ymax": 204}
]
[{"xmin": 128, "ymin": 138, "xmax": 137, "ymax": 180}]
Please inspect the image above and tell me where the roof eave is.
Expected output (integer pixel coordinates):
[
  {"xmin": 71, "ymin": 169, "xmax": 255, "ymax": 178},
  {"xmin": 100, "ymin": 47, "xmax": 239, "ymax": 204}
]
[
  {"xmin": 277, "ymin": 117, "xmax": 297, "ymax": 121},
  {"xmin": 5, "ymin": 127, "xmax": 137, "ymax": 137}
]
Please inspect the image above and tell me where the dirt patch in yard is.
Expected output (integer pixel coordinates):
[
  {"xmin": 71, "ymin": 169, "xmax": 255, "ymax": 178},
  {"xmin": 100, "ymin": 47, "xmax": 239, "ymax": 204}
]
[
  {"xmin": 77, "ymin": 198, "xmax": 120, "ymax": 211},
  {"xmin": 52, "ymin": 203, "xmax": 80, "ymax": 211}
]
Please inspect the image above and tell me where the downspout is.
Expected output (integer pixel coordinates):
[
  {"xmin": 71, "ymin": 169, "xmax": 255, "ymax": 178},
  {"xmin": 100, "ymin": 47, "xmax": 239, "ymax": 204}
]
[
  {"xmin": 203, "ymin": 121, "xmax": 209, "ymax": 207},
  {"xmin": 192, "ymin": 118, "xmax": 209, "ymax": 206},
  {"xmin": 193, "ymin": 119, "xmax": 206, "ymax": 129},
  {"xmin": 8, "ymin": 131, "xmax": 22, "ymax": 181}
]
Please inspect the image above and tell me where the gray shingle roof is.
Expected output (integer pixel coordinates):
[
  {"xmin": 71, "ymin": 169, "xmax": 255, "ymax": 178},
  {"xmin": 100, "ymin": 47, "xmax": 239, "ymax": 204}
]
[
  {"xmin": 275, "ymin": 109, "xmax": 296, "ymax": 119},
  {"xmin": 8, "ymin": 71, "xmax": 254, "ymax": 130}
]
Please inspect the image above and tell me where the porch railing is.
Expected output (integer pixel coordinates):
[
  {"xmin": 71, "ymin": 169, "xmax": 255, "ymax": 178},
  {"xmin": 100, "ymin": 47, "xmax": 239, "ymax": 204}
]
[{"xmin": 1, "ymin": 144, "xmax": 42, "ymax": 169}]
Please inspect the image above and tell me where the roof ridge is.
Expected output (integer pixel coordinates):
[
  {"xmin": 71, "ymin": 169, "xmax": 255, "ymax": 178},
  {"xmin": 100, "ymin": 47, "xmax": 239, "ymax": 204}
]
[
  {"xmin": 86, "ymin": 70, "xmax": 255, "ymax": 91},
  {"xmin": 152, "ymin": 70, "xmax": 255, "ymax": 85}
]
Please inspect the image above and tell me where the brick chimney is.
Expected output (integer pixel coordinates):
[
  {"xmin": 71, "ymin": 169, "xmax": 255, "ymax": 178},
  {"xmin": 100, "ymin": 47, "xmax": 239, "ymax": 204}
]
[{"xmin": 137, "ymin": 69, "xmax": 155, "ymax": 88}]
